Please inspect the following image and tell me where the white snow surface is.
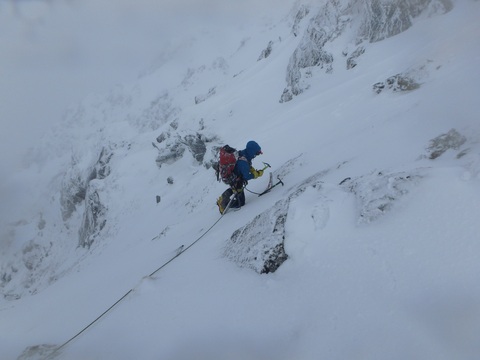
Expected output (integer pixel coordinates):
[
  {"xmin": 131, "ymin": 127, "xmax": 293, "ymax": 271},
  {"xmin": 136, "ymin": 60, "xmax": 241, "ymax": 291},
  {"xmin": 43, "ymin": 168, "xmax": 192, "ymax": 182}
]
[{"xmin": 1, "ymin": 1, "xmax": 480, "ymax": 359}]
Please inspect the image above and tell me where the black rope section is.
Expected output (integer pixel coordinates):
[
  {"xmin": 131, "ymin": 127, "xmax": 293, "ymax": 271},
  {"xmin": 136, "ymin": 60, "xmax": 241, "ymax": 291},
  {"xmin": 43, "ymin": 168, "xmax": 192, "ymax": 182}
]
[
  {"xmin": 148, "ymin": 214, "xmax": 225, "ymax": 277},
  {"xmin": 48, "ymin": 289, "xmax": 134, "ymax": 358},
  {"xmin": 46, "ymin": 212, "xmax": 228, "ymax": 359},
  {"xmin": 244, "ymin": 186, "xmax": 262, "ymax": 196}
]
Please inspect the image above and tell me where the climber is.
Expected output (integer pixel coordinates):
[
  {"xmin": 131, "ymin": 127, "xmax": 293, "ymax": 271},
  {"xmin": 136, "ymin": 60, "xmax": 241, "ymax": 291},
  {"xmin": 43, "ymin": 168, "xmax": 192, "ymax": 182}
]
[{"xmin": 216, "ymin": 140, "xmax": 264, "ymax": 214}]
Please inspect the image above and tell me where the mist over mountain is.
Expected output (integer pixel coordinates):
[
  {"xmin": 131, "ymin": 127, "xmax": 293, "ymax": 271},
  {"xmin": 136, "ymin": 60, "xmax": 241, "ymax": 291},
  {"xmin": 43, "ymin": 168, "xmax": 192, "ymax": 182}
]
[{"xmin": 1, "ymin": 1, "xmax": 479, "ymax": 359}]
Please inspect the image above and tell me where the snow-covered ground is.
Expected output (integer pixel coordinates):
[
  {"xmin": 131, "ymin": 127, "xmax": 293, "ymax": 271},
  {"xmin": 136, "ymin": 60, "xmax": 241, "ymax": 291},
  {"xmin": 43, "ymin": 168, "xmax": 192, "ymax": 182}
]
[{"xmin": 1, "ymin": 1, "xmax": 480, "ymax": 359}]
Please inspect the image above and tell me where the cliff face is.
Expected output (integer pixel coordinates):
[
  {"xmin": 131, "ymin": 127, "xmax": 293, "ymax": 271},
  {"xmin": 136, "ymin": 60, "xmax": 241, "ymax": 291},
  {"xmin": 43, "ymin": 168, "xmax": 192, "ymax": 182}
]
[{"xmin": 280, "ymin": 0, "xmax": 453, "ymax": 102}]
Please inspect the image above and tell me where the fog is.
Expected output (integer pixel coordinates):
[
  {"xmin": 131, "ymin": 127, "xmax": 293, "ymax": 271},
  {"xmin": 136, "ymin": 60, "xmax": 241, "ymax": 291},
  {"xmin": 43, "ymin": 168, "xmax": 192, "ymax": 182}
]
[
  {"xmin": 0, "ymin": 0, "xmax": 289, "ymax": 175},
  {"xmin": 0, "ymin": 0, "xmax": 291, "ymax": 222}
]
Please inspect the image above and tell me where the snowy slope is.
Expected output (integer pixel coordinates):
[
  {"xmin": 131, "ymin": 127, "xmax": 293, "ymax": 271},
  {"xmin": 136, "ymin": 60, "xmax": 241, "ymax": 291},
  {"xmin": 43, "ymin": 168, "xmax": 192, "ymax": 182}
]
[{"xmin": 1, "ymin": 1, "xmax": 480, "ymax": 359}]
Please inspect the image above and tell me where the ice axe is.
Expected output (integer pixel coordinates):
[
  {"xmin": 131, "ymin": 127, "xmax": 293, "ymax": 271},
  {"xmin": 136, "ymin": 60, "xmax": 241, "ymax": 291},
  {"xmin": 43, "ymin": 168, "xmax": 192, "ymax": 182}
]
[
  {"xmin": 261, "ymin": 162, "xmax": 271, "ymax": 171},
  {"xmin": 258, "ymin": 175, "xmax": 284, "ymax": 196}
]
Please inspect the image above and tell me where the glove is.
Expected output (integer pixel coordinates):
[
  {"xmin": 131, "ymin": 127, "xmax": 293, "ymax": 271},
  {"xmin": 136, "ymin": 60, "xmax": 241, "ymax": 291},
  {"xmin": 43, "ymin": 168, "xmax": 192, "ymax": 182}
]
[{"xmin": 251, "ymin": 167, "xmax": 264, "ymax": 179}]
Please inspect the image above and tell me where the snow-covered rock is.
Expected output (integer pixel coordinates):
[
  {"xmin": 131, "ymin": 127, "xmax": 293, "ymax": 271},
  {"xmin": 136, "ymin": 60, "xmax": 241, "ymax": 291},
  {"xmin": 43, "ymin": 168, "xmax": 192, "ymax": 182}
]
[
  {"xmin": 281, "ymin": 0, "xmax": 453, "ymax": 102},
  {"xmin": 427, "ymin": 128, "xmax": 467, "ymax": 160},
  {"xmin": 223, "ymin": 199, "xmax": 289, "ymax": 274},
  {"xmin": 340, "ymin": 169, "xmax": 424, "ymax": 224}
]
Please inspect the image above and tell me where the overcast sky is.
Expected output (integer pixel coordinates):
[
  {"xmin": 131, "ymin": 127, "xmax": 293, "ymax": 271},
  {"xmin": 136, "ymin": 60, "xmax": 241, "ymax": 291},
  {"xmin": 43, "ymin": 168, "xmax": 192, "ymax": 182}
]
[{"xmin": 0, "ymin": 0, "xmax": 289, "ymax": 179}]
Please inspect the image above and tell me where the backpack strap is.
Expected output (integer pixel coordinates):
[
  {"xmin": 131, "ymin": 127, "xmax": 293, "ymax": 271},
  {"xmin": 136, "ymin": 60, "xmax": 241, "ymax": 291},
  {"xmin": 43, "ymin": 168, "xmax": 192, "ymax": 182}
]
[
  {"xmin": 233, "ymin": 155, "xmax": 249, "ymax": 184},
  {"xmin": 237, "ymin": 155, "xmax": 247, "ymax": 163}
]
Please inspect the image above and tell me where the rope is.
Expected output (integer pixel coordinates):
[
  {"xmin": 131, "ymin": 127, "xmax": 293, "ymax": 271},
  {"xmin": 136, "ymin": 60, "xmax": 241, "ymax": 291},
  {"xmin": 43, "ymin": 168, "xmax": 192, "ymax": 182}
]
[
  {"xmin": 47, "ymin": 211, "xmax": 228, "ymax": 359},
  {"xmin": 148, "ymin": 214, "xmax": 225, "ymax": 277},
  {"xmin": 48, "ymin": 289, "xmax": 133, "ymax": 358},
  {"xmin": 244, "ymin": 186, "xmax": 262, "ymax": 196}
]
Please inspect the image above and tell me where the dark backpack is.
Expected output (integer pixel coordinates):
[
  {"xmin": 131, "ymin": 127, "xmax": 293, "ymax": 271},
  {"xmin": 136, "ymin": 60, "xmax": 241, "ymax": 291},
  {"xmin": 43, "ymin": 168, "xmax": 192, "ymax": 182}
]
[{"xmin": 215, "ymin": 145, "xmax": 242, "ymax": 185}]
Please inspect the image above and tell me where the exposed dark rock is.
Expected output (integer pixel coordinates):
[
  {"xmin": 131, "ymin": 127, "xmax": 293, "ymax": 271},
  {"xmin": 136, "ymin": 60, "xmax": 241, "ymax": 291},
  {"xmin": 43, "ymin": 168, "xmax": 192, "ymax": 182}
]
[
  {"xmin": 170, "ymin": 119, "xmax": 179, "ymax": 130},
  {"xmin": 291, "ymin": 4, "xmax": 310, "ymax": 36},
  {"xmin": 359, "ymin": 0, "xmax": 415, "ymax": 42},
  {"xmin": 427, "ymin": 129, "xmax": 467, "ymax": 159},
  {"xmin": 279, "ymin": 88, "xmax": 294, "ymax": 103},
  {"xmin": 1, "ymin": 267, "xmax": 13, "ymax": 286},
  {"xmin": 155, "ymin": 139, "xmax": 186, "ymax": 168},
  {"xmin": 373, "ymin": 74, "xmax": 421, "ymax": 94},
  {"xmin": 346, "ymin": 46, "xmax": 365, "ymax": 69},
  {"xmin": 37, "ymin": 213, "xmax": 46, "ymax": 230},
  {"xmin": 283, "ymin": 24, "xmax": 334, "ymax": 99},
  {"xmin": 156, "ymin": 132, "xmax": 170, "ymax": 144},
  {"xmin": 372, "ymin": 82, "xmax": 385, "ymax": 94},
  {"xmin": 264, "ymin": 214, "xmax": 289, "ymax": 273},
  {"xmin": 78, "ymin": 186, "xmax": 107, "ymax": 248},
  {"xmin": 456, "ymin": 148, "xmax": 469, "ymax": 159},
  {"xmin": 155, "ymin": 132, "xmax": 215, "ymax": 167},
  {"xmin": 223, "ymin": 199, "xmax": 289, "ymax": 274},
  {"xmin": 88, "ymin": 147, "xmax": 113, "ymax": 181},
  {"xmin": 358, "ymin": 0, "xmax": 452, "ymax": 43},
  {"xmin": 281, "ymin": 0, "xmax": 452, "ymax": 102},
  {"xmin": 195, "ymin": 87, "xmax": 216, "ymax": 104},
  {"xmin": 7, "ymin": 142, "xmax": 112, "ymax": 296},
  {"xmin": 17, "ymin": 344, "xmax": 57, "ymax": 360},
  {"xmin": 0, "ymin": 239, "xmax": 54, "ymax": 295},
  {"xmin": 60, "ymin": 161, "xmax": 87, "ymax": 222},
  {"xmin": 60, "ymin": 182, "xmax": 86, "ymax": 222},
  {"xmin": 183, "ymin": 133, "xmax": 216, "ymax": 164},
  {"xmin": 281, "ymin": 1, "xmax": 343, "ymax": 102},
  {"xmin": 258, "ymin": 40, "xmax": 274, "ymax": 60},
  {"xmin": 60, "ymin": 146, "xmax": 114, "ymax": 222},
  {"xmin": 222, "ymin": 170, "xmax": 331, "ymax": 274},
  {"xmin": 183, "ymin": 134, "xmax": 206, "ymax": 163},
  {"xmin": 22, "ymin": 240, "xmax": 51, "ymax": 275}
]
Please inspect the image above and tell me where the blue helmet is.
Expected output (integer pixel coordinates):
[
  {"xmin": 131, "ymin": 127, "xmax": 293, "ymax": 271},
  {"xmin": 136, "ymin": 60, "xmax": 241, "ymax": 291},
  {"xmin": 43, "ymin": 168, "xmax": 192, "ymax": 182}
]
[{"xmin": 245, "ymin": 141, "xmax": 262, "ymax": 159}]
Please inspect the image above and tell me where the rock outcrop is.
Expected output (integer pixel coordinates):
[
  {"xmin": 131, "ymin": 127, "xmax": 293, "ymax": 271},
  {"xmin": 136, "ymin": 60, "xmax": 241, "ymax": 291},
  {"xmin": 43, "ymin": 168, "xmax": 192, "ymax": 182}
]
[{"xmin": 281, "ymin": 0, "xmax": 452, "ymax": 102}]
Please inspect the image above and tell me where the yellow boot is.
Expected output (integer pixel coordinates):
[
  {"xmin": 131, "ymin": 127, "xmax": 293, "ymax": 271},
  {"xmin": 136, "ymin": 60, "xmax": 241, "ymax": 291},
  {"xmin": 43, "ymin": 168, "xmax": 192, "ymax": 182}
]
[{"xmin": 216, "ymin": 196, "xmax": 225, "ymax": 214}]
